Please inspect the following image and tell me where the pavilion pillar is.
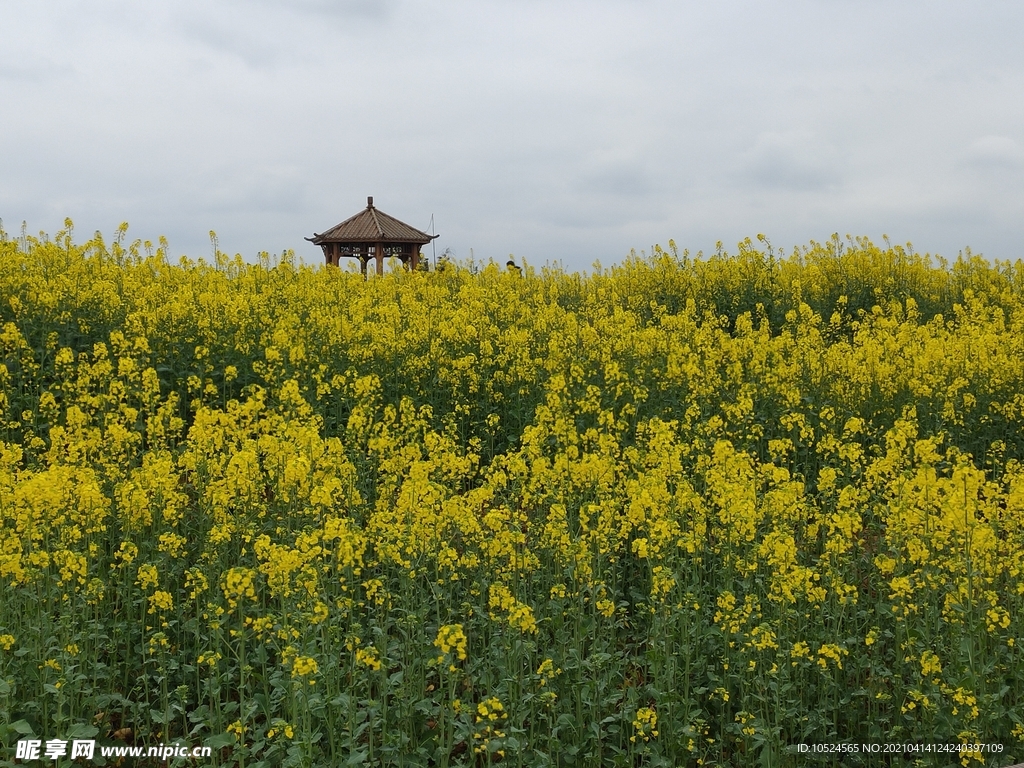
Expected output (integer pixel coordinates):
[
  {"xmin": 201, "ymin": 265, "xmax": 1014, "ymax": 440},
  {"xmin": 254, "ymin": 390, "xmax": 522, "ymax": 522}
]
[
  {"xmin": 411, "ymin": 245, "xmax": 420, "ymax": 271},
  {"xmin": 375, "ymin": 242, "xmax": 383, "ymax": 275}
]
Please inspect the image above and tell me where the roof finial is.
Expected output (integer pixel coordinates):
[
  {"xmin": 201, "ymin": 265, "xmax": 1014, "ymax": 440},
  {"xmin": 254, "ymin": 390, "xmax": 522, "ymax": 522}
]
[{"xmin": 367, "ymin": 196, "xmax": 374, "ymax": 208}]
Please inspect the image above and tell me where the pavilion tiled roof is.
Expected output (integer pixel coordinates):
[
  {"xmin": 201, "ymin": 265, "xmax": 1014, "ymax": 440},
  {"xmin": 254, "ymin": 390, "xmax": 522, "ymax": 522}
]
[{"xmin": 308, "ymin": 197, "xmax": 435, "ymax": 245}]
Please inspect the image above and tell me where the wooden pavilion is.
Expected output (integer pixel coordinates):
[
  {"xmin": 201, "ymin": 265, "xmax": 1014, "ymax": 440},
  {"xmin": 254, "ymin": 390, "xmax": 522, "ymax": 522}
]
[{"xmin": 307, "ymin": 197, "xmax": 437, "ymax": 276}]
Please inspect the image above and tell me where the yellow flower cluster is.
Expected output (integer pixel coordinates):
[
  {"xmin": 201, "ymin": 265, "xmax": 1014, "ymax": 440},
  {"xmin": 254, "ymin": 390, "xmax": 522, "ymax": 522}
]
[
  {"xmin": 433, "ymin": 623, "xmax": 468, "ymax": 663},
  {"xmin": 221, "ymin": 567, "xmax": 257, "ymax": 611},
  {"xmin": 631, "ymin": 707, "xmax": 659, "ymax": 742},
  {"xmin": 147, "ymin": 589, "xmax": 173, "ymax": 614},
  {"xmin": 284, "ymin": 647, "xmax": 318, "ymax": 682},
  {"xmin": 920, "ymin": 650, "xmax": 943, "ymax": 677},
  {"xmin": 536, "ymin": 657, "xmax": 561, "ymax": 687},
  {"xmin": 355, "ymin": 646, "xmax": 382, "ymax": 671},
  {"xmin": 473, "ymin": 697, "xmax": 507, "ymax": 756},
  {"xmin": 136, "ymin": 563, "xmax": 159, "ymax": 591},
  {"xmin": 3, "ymin": 225, "xmax": 1024, "ymax": 763},
  {"xmin": 488, "ymin": 583, "xmax": 538, "ymax": 634},
  {"xmin": 266, "ymin": 720, "xmax": 294, "ymax": 740}
]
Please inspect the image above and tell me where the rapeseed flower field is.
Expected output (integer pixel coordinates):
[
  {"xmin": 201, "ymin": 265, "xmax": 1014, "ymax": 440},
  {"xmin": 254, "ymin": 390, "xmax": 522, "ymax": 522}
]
[{"xmin": 2, "ymin": 222, "xmax": 1024, "ymax": 766}]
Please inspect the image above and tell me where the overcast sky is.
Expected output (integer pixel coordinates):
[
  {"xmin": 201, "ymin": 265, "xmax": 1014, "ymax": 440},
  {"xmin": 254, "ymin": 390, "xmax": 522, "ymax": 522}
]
[{"xmin": 2, "ymin": 1, "xmax": 1023, "ymax": 272}]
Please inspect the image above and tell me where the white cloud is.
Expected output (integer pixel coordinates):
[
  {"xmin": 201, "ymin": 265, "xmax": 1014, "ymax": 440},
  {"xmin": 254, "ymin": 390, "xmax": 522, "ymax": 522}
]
[{"xmin": 965, "ymin": 135, "xmax": 1024, "ymax": 169}]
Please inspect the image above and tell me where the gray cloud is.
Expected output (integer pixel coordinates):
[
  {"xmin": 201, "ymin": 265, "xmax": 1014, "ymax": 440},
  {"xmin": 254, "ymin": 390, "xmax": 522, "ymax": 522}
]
[
  {"xmin": 737, "ymin": 132, "xmax": 843, "ymax": 192},
  {"xmin": 0, "ymin": 53, "xmax": 70, "ymax": 83},
  {"xmin": 2, "ymin": 1, "xmax": 1024, "ymax": 268},
  {"xmin": 965, "ymin": 136, "xmax": 1024, "ymax": 170},
  {"xmin": 176, "ymin": 17, "xmax": 283, "ymax": 69},
  {"xmin": 582, "ymin": 165, "xmax": 657, "ymax": 199},
  {"xmin": 256, "ymin": 0, "xmax": 395, "ymax": 21},
  {"xmin": 174, "ymin": 0, "xmax": 396, "ymax": 67}
]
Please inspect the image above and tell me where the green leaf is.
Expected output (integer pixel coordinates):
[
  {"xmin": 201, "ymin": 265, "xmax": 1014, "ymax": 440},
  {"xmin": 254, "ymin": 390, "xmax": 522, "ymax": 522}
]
[
  {"xmin": 66, "ymin": 723, "xmax": 100, "ymax": 739},
  {"xmin": 345, "ymin": 749, "xmax": 368, "ymax": 765},
  {"xmin": 10, "ymin": 719, "xmax": 35, "ymax": 735},
  {"xmin": 205, "ymin": 732, "xmax": 238, "ymax": 748}
]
